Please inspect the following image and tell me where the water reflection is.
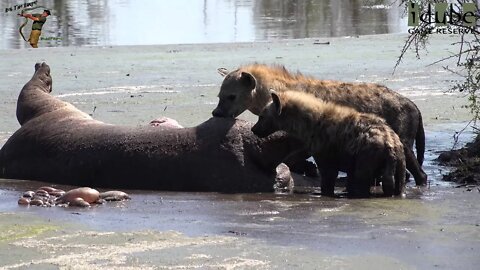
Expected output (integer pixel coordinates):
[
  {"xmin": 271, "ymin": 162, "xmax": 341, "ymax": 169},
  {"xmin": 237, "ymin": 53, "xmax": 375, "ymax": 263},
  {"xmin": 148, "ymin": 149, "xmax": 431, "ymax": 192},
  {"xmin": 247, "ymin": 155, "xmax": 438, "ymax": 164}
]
[{"xmin": 0, "ymin": 0, "xmax": 406, "ymax": 49}]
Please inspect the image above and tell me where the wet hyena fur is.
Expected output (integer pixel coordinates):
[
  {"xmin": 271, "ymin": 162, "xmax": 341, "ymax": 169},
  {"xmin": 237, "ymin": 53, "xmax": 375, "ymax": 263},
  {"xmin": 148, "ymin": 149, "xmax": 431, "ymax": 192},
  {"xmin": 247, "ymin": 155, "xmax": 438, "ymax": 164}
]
[
  {"xmin": 212, "ymin": 64, "xmax": 426, "ymax": 186},
  {"xmin": 251, "ymin": 90, "xmax": 406, "ymax": 197}
]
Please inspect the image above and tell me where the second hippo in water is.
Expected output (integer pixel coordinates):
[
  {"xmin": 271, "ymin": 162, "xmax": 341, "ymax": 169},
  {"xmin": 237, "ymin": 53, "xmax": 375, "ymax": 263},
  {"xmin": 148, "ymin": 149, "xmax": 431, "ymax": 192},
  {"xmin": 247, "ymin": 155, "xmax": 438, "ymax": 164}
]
[
  {"xmin": 18, "ymin": 187, "xmax": 131, "ymax": 207},
  {"xmin": 56, "ymin": 187, "xmax": 102, "ymax": 207}
]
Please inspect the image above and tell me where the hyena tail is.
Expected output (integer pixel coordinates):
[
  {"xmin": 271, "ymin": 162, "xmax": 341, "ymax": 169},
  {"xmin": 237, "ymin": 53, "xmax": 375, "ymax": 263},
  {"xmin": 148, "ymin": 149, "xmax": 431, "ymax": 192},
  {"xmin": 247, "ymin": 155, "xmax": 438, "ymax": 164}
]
[
  {"xmin": 415, "ymin": 113, "xmax": 425, "ymax": 166},
  {"xmin": 394, "ymin": 152, "xmax": 407, "ymax": 196}
]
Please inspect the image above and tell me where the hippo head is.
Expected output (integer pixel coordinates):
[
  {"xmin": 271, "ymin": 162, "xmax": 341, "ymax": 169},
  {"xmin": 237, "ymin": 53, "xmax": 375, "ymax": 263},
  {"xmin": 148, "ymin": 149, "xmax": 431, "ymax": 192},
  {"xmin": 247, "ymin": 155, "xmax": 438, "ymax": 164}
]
[{"xmin": 34, "ymin": 62, "xmax": 52, "ymax": 93}]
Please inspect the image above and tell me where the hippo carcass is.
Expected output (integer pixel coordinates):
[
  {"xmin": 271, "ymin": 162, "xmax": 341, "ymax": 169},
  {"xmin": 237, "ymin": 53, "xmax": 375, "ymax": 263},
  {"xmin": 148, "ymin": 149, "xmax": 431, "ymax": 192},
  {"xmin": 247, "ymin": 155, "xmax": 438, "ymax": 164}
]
[{"xmin": 0, "ymin": 63, "xmax": 308, "ymax": 193}]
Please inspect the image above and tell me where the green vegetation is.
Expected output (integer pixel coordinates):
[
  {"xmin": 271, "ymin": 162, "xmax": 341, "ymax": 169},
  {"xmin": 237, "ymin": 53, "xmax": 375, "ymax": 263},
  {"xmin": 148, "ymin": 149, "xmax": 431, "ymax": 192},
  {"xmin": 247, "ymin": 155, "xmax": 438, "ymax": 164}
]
[{"xmin": 0, "ymin": 213, "xmax": 58, "ymax": 243}]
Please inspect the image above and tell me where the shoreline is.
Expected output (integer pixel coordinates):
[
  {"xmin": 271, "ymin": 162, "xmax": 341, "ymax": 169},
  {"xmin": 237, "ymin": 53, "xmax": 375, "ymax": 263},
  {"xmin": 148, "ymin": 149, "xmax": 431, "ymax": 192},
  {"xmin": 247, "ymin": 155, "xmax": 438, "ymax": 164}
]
[{"xmin": 1, "ymin": 32, "xmax": 408, "ymax": 52}]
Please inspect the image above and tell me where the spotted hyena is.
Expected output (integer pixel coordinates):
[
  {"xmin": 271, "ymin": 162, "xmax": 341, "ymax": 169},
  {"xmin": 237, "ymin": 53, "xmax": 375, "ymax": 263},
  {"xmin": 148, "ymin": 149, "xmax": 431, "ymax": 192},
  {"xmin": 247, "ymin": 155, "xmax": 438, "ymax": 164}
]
[
  {"xmin": 212, "ymin": 64, "xmax": 426, "ymax": 186},
  {"xmin": 251, "ymin": 90, "xmax": 406, "ymax": 197}
]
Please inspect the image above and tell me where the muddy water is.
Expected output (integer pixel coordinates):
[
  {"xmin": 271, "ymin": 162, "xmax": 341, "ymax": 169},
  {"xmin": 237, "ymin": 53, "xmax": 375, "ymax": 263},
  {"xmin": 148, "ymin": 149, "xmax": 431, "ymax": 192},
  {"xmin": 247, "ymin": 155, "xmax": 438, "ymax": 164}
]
[
  {"xmin": 0, "ymin": 179, "xmax": 479, "ymax": 269},
  {"xmin": 0, "ymin": 0, "xmax": 406, "ymax": 49},
  {"xmin": 0, "ymin": 34, "xmax": 479, "ymax": 268}
]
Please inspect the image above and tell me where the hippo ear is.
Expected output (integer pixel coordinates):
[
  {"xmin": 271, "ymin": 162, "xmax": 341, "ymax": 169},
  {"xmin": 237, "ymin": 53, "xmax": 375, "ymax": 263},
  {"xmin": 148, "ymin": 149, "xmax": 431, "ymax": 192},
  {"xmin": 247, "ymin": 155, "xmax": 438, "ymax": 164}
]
[
  {"xmin": 35, "ymin": 62, "xmax": 41, "ymax": 71},
  {"xmin": 217, "ymin": 68, "xmax": 229, "ymax": 77},
  {"xmin": 270, "ymin": 90, "xmax": 282, "ymax": 115},
  {"xmin": 240, "ymin": 72, "xmax": 256, "ymax": 90}
]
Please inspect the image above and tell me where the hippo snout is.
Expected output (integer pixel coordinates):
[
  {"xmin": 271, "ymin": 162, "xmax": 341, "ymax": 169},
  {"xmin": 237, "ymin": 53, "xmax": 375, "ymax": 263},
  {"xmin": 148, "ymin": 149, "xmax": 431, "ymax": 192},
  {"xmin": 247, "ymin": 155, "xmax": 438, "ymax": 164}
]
[
  {"xmin": 251, "ymin": 124, "xmax": 268, "ymax": 138},
  {"xmin": 212, "ymin": 107, "xmax": 223, "ymax": 117}
]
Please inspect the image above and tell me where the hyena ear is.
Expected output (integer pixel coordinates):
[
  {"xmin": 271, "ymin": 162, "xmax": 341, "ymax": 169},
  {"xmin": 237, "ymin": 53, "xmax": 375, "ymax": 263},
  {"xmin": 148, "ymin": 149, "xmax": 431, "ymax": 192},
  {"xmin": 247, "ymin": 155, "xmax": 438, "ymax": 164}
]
[
  {"xmin": 217, "ymin": 68, "xmax": 229, "ymax": 77},
  {"xmin": 240, "ymin": 72, "xmax": 256, "ymax": 90},
  {"xmin": 270, "ymin": 90, "xmax": 282, "ymax": 115}
]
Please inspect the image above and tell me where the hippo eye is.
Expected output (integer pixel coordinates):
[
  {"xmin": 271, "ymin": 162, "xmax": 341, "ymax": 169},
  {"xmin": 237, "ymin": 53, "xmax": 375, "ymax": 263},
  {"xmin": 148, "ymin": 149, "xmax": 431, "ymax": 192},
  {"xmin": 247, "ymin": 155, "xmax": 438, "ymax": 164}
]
[{"xmin": 227, "ymin": 95, "xmax": 236, "ymax": 101}]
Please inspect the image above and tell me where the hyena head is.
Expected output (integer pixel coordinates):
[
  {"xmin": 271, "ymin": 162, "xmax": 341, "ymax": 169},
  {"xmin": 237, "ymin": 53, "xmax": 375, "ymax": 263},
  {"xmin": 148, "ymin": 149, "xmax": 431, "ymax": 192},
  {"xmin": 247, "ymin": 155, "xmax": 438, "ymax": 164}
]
[
  {"xmin": 251, "ymin": 90, "xmax": 282, "ymax": 138},
  {"xmin": 212, "ymin": 68, "xmax": 257, "ymax": 118}
]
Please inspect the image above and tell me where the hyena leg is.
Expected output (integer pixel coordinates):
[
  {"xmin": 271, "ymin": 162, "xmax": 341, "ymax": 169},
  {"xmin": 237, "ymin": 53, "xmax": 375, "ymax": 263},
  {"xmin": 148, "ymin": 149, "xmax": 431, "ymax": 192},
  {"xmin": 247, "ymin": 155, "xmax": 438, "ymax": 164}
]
[
  {"xmin": 349, "ymin": 159, "xmax": 375, "ymax": 198},
  {"xmin": 283, "ymin": 149, "xmax": 319, "ymax": 177},
  {"xmin": 395, "ymin": 156, "xmax": 407, "ymax": 196},
  {"xmin": 347, "ymin": 177, "xmax": 371, "ymax": 198},
  {"xmin": 404, "ymin": 146, "xmax": 427, "ymax": 186},
  {"xmin": 318, "ymin": 167, "xmax": 338, "ymax": 196},
  {"xmin": 381, "ymin": 160, "xmax": 395, "ymax": 197}
]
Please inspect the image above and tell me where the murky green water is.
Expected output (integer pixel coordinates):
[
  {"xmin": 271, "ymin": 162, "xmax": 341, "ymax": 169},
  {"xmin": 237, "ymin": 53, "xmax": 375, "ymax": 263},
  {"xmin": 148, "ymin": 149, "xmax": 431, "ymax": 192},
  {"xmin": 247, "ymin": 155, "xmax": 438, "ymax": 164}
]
[{"xmin": 0, "ymin": 178, "xmax": 479, "ymax": 269}]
